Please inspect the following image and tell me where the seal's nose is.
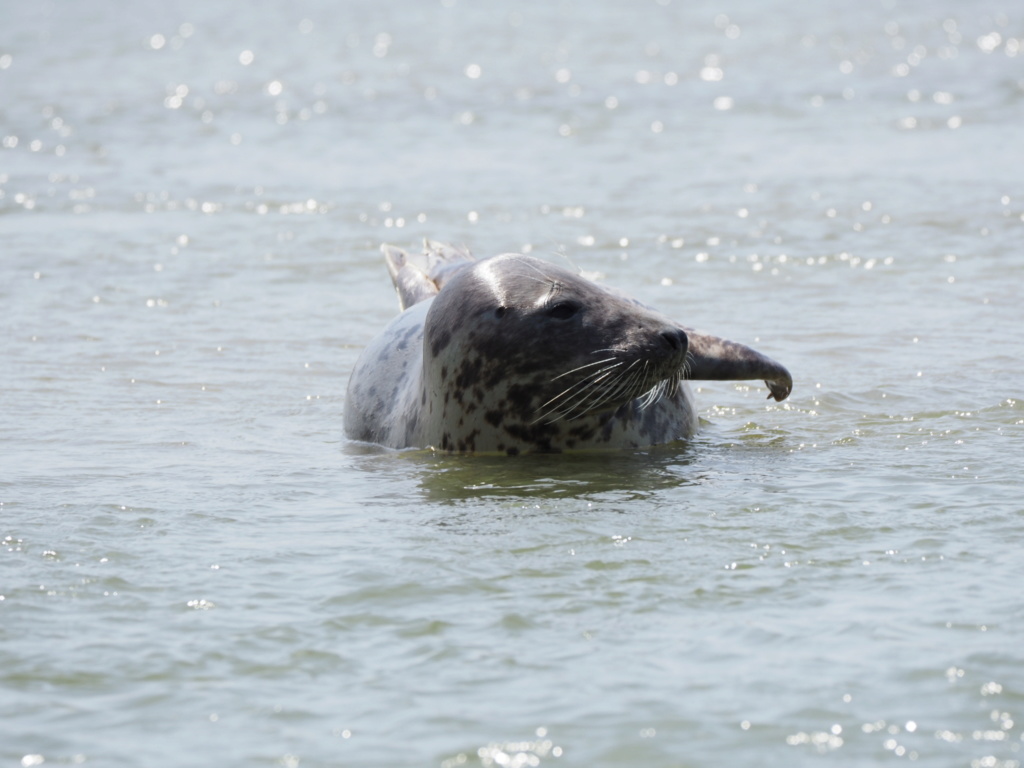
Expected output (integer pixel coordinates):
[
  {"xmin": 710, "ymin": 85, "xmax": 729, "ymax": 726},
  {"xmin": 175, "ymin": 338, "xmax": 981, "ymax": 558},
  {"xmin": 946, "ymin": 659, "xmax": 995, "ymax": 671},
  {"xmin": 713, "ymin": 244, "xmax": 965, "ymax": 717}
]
[{"xmin": 659, "ymin": 327, "xmax": 688, "ymax": 354}]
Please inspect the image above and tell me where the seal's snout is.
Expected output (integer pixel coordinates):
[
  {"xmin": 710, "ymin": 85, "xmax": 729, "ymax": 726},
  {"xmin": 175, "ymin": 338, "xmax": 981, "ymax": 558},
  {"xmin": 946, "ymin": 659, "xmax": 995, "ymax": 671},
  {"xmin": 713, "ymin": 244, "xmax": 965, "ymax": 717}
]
[{"xmin": 659, "ymin": 327, "xmax": 689, "ymax": 355}]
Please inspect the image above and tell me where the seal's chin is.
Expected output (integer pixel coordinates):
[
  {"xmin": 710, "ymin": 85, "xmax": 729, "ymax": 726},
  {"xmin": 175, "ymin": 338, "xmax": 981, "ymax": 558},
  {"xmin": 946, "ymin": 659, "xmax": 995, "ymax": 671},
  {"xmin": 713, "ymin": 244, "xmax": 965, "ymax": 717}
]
[{"xmin": 533, "ymin": 358, "xmax": 683, "ymax": 424}]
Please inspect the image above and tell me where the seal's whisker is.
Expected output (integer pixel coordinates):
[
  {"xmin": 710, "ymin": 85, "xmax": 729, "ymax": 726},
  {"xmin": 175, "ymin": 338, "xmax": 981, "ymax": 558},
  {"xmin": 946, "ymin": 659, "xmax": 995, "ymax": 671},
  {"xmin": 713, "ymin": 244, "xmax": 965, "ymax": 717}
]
[
  {"xmin": 551, "ymin": 357, "xmax": 619, "ymax": 381},
  {"xmin": 638, "ymin": 381, "xmax": 663, "ymax": 410},
  {"xmin": 545, "ymin": 374, "xmax": 621, "ymax": 421},
  {"xmin": 541, "ymin": 360, "xmax": 639, "ymax": 422},
  {"xmin": 547, "ymin": 353, "xmax": 684, "ymax": 421},
  {"xmin": 619, "ymin": 364, "xmax": 650, "ymax": 404},
  {"xmin": 540, "ymin": 364, "xmax": 621, "ymax": 409},
  {"xmin": 511, "ymin": 273, "xmax": 554, "ymax": 287},
  {"xmin": 636, "ymin": 365, "xmax": 683, "ymax": 410},
  {"xmin": 532, "ymin": 363, "xmax": 624, "ymax": 423},
  {"xmin": 534, "ymin": 346, "xmax": 689, "ymax": 423},
  {"xmin": 681, "ymin": 351, "xmax": 694, "ymax": 380},
  {"xmin": 637, "ymin": 363, "xmax": 662, "ymax": 409},
  {"xmin": 612, "ymin": 362, "xmax": 643, "ymax": 397},
  {"xmin": 649, "ymin": 377, "xmax": 675, "ymax": 408},
  {"xmin": 564, "ymin": 361, "xmax": 640, "ymax": 420},
  {"xmin": 509, "ymin": 257, "xmax": 560, "ymax": 286},
  {"xmin": 568, "ymin": 377, "xmax": 624, "ymax": 418}
]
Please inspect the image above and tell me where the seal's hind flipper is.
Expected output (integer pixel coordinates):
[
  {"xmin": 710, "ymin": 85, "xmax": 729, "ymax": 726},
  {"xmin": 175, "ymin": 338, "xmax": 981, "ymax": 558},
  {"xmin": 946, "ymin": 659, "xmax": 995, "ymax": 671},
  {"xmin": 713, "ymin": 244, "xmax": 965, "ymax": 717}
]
[
  {"xmin": 383, "ymin": 244, "xmax": 435, "ymax": 310},
  {"xmin": 382, "ymin": 241, "xmax": 476, "ymax": 311},
  {"xmin": 422, "ymin": 240, "xmax": 475, "ymax": 292}
]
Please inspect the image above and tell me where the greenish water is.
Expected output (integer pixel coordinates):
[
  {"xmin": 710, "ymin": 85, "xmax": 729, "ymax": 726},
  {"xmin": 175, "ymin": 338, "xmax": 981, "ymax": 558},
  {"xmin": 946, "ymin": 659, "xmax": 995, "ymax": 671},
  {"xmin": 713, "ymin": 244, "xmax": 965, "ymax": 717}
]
[{"xmin": 3, "ymin": 1, "xmax": 1023, "ymax": 766}]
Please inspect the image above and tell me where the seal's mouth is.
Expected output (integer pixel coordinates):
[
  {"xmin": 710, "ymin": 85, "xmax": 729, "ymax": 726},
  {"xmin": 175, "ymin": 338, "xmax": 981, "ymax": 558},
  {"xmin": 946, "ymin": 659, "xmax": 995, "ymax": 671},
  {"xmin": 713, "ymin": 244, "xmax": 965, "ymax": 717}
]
[{"xmin": 532, "ymin": 355, "xmax": 684, "ymax": 424}]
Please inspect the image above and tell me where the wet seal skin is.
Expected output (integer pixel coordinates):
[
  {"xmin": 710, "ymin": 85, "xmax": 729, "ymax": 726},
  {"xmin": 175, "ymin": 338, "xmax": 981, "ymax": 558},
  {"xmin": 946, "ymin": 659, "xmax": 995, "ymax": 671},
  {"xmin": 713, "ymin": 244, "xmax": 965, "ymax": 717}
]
[{"xmin": 344, "ymin": 241, "xmax": 792, "ymax": 454}]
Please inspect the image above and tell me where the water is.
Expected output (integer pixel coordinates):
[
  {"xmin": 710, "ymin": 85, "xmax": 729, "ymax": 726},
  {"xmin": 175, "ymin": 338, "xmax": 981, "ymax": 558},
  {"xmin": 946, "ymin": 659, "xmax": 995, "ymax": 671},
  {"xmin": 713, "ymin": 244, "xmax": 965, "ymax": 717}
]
[{"xmin": 3, "ymin": 1, "xmax": 1023, "ymax": 766}]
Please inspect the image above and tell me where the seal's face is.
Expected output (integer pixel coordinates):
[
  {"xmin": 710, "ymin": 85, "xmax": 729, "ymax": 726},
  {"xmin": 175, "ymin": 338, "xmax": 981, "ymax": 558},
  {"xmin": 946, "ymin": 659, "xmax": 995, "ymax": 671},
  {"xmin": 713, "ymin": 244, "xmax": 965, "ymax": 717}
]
[{"xmin": 422, "ymin": 254, "xmax": 690, "ymax": 452}]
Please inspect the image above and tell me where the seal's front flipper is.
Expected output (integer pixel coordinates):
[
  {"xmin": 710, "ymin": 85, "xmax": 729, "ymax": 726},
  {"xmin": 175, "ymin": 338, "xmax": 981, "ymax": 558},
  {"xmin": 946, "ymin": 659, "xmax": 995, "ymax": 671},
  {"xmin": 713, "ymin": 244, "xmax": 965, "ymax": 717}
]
[
  {"xmin": 682, "ymin": 329, "xmax": 792, "ymax": 402},
  {"xmin": 382, "ymin": 242, "xmax": 477, "ymax": 311}
]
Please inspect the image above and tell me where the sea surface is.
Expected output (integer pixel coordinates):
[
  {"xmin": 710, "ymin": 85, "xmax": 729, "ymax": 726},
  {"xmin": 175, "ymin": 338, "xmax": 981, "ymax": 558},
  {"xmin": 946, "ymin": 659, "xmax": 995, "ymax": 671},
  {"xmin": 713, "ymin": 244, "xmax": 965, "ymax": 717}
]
[{"xmin": 2, "ymin": 1, "xmax": 1023, "ymax": 766}]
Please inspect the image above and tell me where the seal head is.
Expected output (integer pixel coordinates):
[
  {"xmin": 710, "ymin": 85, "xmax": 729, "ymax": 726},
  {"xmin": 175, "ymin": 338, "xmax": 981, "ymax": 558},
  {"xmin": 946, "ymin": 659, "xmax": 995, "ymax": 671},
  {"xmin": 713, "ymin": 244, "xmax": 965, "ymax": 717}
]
[{"xmin": 419, "ymin": 254, "xmax": 698, "ymax": 452}]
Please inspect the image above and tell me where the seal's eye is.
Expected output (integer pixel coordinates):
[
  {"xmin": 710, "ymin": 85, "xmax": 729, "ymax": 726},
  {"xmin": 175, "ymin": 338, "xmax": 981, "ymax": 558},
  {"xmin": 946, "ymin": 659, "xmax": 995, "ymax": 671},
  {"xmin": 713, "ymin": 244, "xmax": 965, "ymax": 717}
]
[
  {"xmin": 494, "ymin": 306, "xmax": 507, "ymax": 319},
  {"xmin": 546, "ymin": 301, "xmax": 581, "ymax": 320}
]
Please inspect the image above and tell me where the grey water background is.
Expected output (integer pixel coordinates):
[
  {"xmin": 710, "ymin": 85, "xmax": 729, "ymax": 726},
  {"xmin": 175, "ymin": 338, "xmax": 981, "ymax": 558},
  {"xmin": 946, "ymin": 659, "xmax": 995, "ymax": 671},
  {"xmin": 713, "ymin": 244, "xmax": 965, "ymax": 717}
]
[{"xmin": 2, "ymin": 0, "xmax": 1023, "ymax": 766}]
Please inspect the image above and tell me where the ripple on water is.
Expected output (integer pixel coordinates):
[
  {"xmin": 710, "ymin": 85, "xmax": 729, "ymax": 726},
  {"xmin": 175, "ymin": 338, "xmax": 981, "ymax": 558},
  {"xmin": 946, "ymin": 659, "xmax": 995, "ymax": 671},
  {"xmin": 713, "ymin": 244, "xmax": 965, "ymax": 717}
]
[{"xmin": 3, "ymin": 1, "xmax": 1024, "ymax": 766}]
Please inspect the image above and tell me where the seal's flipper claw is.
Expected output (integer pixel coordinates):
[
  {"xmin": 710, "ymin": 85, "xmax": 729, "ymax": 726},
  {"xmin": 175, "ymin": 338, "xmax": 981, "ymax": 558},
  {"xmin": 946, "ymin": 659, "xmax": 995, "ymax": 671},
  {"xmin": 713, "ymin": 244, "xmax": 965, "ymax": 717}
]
[{"xmin": 765, "ymin": 373, "xmax": 792, "ymax": 402}]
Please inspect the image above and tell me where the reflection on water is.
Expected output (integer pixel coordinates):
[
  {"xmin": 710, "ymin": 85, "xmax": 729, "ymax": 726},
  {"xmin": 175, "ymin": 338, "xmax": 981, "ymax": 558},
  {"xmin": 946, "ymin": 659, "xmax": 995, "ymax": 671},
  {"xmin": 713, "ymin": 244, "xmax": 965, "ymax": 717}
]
[
  {"xmin": 414, "ymin": 445, "xmax": 701, "ymax": 502},
  {"xmin": 347, "ymin": 440, "xmax": 702, "ymax": 502}
]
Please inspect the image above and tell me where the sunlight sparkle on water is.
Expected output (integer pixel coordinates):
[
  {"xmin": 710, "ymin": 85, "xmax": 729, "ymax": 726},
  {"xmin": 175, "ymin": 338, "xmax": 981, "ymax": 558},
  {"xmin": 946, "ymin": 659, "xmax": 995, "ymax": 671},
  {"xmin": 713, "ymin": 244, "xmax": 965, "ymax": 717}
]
[
  {"xmin": 468, "ymin": 736, "xmax": 562, "ymax": 768},
  {"xmin": 5, "ymin": 2, "xmax": 1024, "ymax": 766}
]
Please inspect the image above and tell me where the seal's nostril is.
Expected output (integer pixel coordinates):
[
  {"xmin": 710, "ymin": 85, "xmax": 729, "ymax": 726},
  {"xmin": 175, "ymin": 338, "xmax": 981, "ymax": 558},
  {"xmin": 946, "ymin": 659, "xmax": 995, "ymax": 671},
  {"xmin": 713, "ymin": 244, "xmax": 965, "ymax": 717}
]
[{"xmin": 660, "ymin": 328, "xmax": 688, "ymax": 353}]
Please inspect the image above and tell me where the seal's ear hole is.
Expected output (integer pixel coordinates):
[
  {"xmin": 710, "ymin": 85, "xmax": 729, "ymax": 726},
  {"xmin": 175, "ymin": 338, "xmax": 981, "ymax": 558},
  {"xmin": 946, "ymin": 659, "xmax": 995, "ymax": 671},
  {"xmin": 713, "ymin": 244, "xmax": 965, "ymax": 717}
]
[
  {"xmin": 494, "ymin": 306, "xmax": 507, "ymax": 319},
  {"xmin": 546, "ymin": 301, "xmax": 581, "ymax": 320}
]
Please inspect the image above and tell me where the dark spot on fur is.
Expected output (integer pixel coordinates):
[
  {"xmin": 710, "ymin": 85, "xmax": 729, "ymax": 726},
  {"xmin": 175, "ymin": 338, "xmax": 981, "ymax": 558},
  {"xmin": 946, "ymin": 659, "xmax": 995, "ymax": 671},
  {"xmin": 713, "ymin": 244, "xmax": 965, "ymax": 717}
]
[
  {"xmin": 455, "ymin": 357, "xmax": 482, "ymax": 392},
  {"xmin": 485, "ymin": 410, "xmax": 504, "ymax": 427},
  {"xmin": 600, "ymin": 409, "xmax": 620, "ymax": 442},
  {"xmin": 456, "ymin": 429, "xmax": 479, "ymax": 453},
  {"xmin": 505, "ymin": 383, "xmax": 536, "ymax": 416},
  {"xmin": 503, "ymin": 420, "xmax": 559, "ymax": 453},
  {"xmin": 395, "ymin": 323, "xmax": 419, "ymax": 351},
  {"xmin": 430, "ymin": 328, "xmax": 452, "ymax": 358},
  {"xmin": 440, "ymin": 365, "xmax": 448, "ymax": 381},
  {"xmin": 567, "ymin": 422, "xmax": 597, "ymax": 442},
  {"xmin": 484, "ymin": 365, "xmax": 508, "ymax": 389}
]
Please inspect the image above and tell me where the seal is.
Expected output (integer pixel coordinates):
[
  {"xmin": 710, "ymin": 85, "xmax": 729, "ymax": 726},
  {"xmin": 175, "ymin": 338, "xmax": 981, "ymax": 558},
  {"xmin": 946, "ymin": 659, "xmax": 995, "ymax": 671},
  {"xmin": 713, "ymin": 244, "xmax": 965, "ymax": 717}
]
[{"xmin": 344, "ymin": 241, "xmax": 792, "ymax": 454}]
